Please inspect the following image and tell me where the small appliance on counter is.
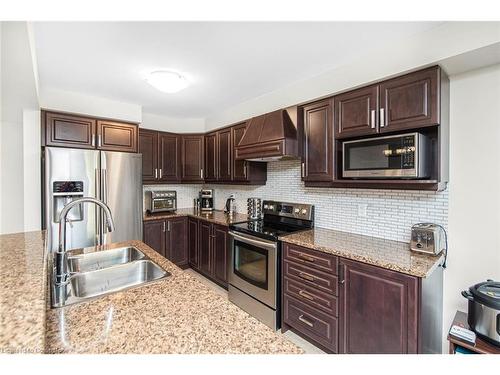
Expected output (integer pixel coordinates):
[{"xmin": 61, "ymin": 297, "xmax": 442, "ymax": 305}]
[
  {"xmin": 247, "ymin": 197, "xmax": 262, "ymax": 219},
  {"xmin": 224, "ymin": 194, "xmax": 236, "ymax": 215},
  {"xmin": 199, "ymin": 189, "xmax": 214, "ymax": 212},
  {"xmin": 410, "ymin": 223, "xmax": 447, "ymax": 256},
  {"xmin": 462, "ymin": 280, "xmax": 500, "ymax": 347},
  {"xmin": 145, "ymin": 190, "xmax": 177, "ymax": 214}
]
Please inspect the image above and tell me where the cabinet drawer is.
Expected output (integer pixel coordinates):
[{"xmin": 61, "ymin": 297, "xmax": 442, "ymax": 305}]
[
  {"xmin": 283, "ymin": 243, "xmax": 338, "ymax": 274},
  {"xmin": 284, "ymin": 277, "xmax": 338, "ymax": 316},
  {"xmin": 284, "ymin": 294, "xmax": 338, "ymax": 353},
  {"xmin": 283, "ymin": 260, "xmax": 338, "ymax": 296}
]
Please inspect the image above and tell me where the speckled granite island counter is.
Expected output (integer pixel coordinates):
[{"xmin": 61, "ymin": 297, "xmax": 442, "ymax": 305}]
[
  {"xmin": 0, "ymin": 231, "xmax": 47, "ymax": 353},
  {"xmin": 143, "ymin": 208, "xmax": 250, "ymax": 227},
  {"xmin": 279, "ymin": 227, "xmax": 443, "ymax": 278},
  {"xmin": 45, "ymin": 240, "xmax": 302, "ymax": 354}
]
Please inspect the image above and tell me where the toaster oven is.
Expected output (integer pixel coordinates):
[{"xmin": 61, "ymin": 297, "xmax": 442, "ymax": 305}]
[{"xmin": 145, "ymin": 190, "xmax": 177, "ymax": 213}]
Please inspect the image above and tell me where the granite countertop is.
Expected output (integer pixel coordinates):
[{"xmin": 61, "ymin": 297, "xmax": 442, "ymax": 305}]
[
  {"xmin": 143, "ymin": 208, "xmax": 250, "ymax": 226},
  {"xmin": 0, "ymin": 231, "xmax": 48, "ymax": 353},
  {"xmin": 45, "ymin": 240, "xmax": 302, "ymax": 354},
  {"xmin": 279, "ymin": 227, "xmax": 443, "ymax": 278}
]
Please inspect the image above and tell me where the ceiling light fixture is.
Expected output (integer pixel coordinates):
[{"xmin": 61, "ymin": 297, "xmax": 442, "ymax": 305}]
[{"xmin": 145, "ymin": 70, "xmax": 189, "ymax": 93}]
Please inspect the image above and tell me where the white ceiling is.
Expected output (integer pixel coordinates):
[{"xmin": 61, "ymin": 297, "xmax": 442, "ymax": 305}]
[{"xmin": 32, "ymin": 22, "xmax": 443, "ymax": 119}]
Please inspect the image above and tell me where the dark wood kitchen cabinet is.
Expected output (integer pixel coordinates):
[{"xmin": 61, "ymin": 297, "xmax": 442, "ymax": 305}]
[
  {"xmin": 181, "ymin": 134, "xmax": 204, "ymax": 182},
  {"xmin": 96, "ymin": 120, "xmax": 138, "ymax": 152},
  {"xmin": 42, "ymin": 110, "xmax": 138, "ymax": 152},
  {"xmin": 302, "ymin": 99, "xmax": 335, "ymax": 182},
  {"xmin": 193, "ymin": 219, "xmax": 229, "ymax": 288},
  {"xmin": 338, "ymin": 259, "xmax": 419, "ymax": 354},
  {"xmin": 139, "ymin": 129, "xmax": 181, "ymax": 183},
  {"xmin": 188, "ymin": 217, "xmax": 200, "ymax": 270},
  {"xmin": 204, "ymin": 132, "xmax": 218, "ymax": 182},
  {"xmin": 379, "ymin": 66, "xmax": 440, "ymax": 133},
  {"xmin": 143, "ymin": 217, "xmax": 188, "ymax": 267},
  {"xmin": 334, "ymin": 85, "xmax": 379, "ymax": 138},
  {"xmin": 217, "ymin": 128, "xmax": 232, "ymax": 181},
  {"xmin": 334, "ymin": 66, "xmax": 441, "ymax": 139},
  {"xmin": 281, "ymin": 242, "xmax": 442, "ymax": 354}
]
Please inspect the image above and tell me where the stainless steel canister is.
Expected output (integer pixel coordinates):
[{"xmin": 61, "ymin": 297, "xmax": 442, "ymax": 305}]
[{"xmin": 247, "ymin": 198, "xmax": 262, "ymax": 219}]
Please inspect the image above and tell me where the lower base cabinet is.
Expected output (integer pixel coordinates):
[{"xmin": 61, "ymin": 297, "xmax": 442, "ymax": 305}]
[
  {"xmin": 189, "ymin": 218, "xmax": 229, "ymax": 288},
  {"xmin": 282, "ymin": 243, "xmax": 428, "ymax": 354},
  {"xmin": 143, "ymin": 217, "xmax": 188, "ymax": 267}
]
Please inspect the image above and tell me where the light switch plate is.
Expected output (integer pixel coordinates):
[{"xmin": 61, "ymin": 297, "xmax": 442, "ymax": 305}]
[{"xmin": 357, "ymin": 204, "xmax": 368, "ymax": 218}]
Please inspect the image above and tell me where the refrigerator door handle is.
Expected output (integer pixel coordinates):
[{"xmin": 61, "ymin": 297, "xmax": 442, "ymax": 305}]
[{"xmin": 95, "ymin": 168, "xmax": 102, "ymax": 245}]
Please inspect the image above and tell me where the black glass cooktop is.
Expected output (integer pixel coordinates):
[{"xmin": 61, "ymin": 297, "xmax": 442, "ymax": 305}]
[{"xmin": 230, "ymin": 219, "xmax": 308, "ymax": 241}]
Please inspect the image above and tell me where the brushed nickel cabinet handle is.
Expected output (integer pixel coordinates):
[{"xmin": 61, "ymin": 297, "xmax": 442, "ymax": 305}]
[
  {"xmin": 155, "ymin": 168, "xmax": 158, "ymax": 179},
  {"xmin": 371, "ymin": 109, "xmax": 376, "ymax": 129},
  {"xmin": 298, "ymin": 253, "xmax": 315, "ymax": 262},
  {"xmin": 298, "ymin": 272, "xmax": 315, "ymax": 282},
  {"xmin": 159, "ymin": 168, "xmax": 162, "ymax": 179},
  {"xmin": 301, "ymin": 162, "xmax": 305, "ymax": 178},
  {"xmin": 200, "ymin": 168, "xmax": 204, "ymax": 179},
  {"xmin": 91, "ymin": 134, "xmax": 96, "ymax": 147},
  {"xmin": 244, "ymin": 162, "xmax": 247, "ymax": 177},
  {"xmin": 298, "ymin": 314, "xmax": 314, "ymax": 327},
  {"xmin": 298, "ymin": 290, "xmax": 315, "ymax": 301},
  {"xmin": 167, "ymin": 221, "xmax": 171, "ymax": 232},
  {"xmin": 162, "ymin": 222, "xmax": 166, "ymax": 232},
  {"xmin": 97, "ymin": 134, "xmax": 102, "ymax": 147},
  {"xmin": 380, "ymin": 108, "xmax": 385, "ymax": 128}
]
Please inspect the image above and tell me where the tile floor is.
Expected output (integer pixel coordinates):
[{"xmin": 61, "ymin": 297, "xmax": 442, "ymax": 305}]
[{"xmin": 184, "ymin": 268, "xmax": 325, "ymax": 354}]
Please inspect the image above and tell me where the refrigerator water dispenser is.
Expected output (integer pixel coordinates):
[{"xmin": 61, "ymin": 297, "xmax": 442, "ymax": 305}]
[{"xmin": 52, "ymin": 181, "xmax": 84, "ymax": 223}]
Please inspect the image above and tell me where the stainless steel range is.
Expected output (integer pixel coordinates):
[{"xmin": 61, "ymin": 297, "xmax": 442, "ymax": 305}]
[{"xmin": 228, "ymin": 200, "xmax": 314, "ymax": 330}]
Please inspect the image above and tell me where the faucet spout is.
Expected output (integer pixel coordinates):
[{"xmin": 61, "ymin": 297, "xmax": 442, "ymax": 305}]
[{"xmin": 55, "ymin": 197, "xmax": 115, "ymax": 285}]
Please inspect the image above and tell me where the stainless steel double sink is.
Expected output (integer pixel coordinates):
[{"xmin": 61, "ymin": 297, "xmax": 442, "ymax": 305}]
[{"xmin": 52, "ymin": 246, "xmax": 170, "ymax": 307}]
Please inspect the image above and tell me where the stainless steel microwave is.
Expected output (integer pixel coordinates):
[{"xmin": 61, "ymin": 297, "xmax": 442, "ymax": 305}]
[{"xmin": 342, "ymin": 132, "xmax": 431, "ymax": 179}]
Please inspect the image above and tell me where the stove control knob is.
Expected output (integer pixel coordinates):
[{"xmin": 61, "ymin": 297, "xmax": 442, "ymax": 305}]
[
  {"xmin": 264, "ymin": 204, "xmax": 268, "ymax": 209},
  {"xmin": 294, "ymin": 208, "xmax": 300, "ymax": 214},
  {"xmin": 301, "ymin": 209, "xmax": 307, "ymax": 215},
  {"xmin": 269, "ymin": 205, "xmax": 274, "ymax": 210}
]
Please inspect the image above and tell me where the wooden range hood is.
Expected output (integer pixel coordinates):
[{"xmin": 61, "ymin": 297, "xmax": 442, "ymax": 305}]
[{"xmin": 235, "ymin": 107, "xmax": 301, "ymax": 161}]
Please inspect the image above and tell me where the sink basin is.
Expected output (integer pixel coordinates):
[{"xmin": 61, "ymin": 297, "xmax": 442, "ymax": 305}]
[
  {"xmin": 69, "ymin": 260, "xmax": 170, "ymax": 299},
  {"xmin": 67, "ymin": 246, "xmax": 145, "ymax": 273}
]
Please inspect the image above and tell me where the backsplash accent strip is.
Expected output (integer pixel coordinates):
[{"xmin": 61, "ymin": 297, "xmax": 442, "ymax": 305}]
[{"xmin": 144, "ymin": 159, "xmax": 448, "ymax": 243}]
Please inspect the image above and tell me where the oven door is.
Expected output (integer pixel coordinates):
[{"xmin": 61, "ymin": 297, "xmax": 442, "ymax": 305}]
[
  {"xmin": 228, "ymin": 231, "xmax": 277, "ymax": 308},
  {"xmin": 151, "ymin": 198, "xmax": 176, "ymax": 212},
  {"xmin": 343, "ymin": 133, "xmax": 420, "ymax": 178}
]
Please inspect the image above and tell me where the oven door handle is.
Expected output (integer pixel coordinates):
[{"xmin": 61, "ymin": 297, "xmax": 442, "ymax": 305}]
[{"xmin": 229, "ymin": 231, "xmax": 277, "ymax": 250}]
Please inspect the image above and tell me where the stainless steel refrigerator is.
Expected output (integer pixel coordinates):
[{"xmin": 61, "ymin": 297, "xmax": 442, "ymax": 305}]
[{"xmin": 44, "ymin": 147, "xmax": 142, "ymax": 252}]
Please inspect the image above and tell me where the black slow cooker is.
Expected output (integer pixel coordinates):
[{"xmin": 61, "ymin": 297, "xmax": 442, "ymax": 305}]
[{"xmin": 462, "ymin": 280, "xmax": 500, "ymax": 346}]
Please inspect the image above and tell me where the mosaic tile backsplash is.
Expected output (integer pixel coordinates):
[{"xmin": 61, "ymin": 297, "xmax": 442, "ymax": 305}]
[{"xmin": 144, "ymin": 159, "xmax": 448, "ymax": 243}]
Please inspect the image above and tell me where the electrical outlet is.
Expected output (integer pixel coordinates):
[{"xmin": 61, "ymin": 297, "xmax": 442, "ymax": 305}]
[{"xmin": 357, "ymin": 204, "xmax": 368, "ymax": 218}]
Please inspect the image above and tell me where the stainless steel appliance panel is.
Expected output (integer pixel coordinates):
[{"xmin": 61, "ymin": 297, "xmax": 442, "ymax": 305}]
[
  {"xmin": 44, "ymin": 147, "xmax": 99, "ymax": 252},
  {"xmin": 100, "ymin": 151, "xmax": 143, "ymax": 245}
]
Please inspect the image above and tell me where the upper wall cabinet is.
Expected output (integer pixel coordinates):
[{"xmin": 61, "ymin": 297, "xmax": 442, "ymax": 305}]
[
  {"xmin": 334, "ymin": 66, "xmax": 442, "ymax": 139},
  {"xmin": 204, "ymin": 132, "xmax": 218, "ymax": 182},
  {"xmin": 139, "ymin": 129, "xmax": 181, "ymax": 184},
  {"xmin": 302, "ymin": 99, "xmax": 334, "ymax": 182},
  {"xmin": 181, "ymin": 134, "xmax": 205, "ymax": 182},
  {"xmin": 42, "ymin": 110, "xmax": 139, "ymax": 153}
]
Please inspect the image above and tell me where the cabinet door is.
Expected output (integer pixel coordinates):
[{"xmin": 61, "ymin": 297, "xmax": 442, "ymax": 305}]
[
  {"xmin": 379, "ymin": 66, "xmax": 440, "ymax": 133},
  {"xmin": 339, "ymin": 259, "xmax": 419, "ymax": 354},
  {"xmin": 213, "ymin": 224, "xmax": 228, "ymax": 287},
  {"xmin": 181, "ymin": 135, "xmax": 204, "ymax": 182},
  {"xmin": 143, "ymin": 220, "xmax": 165, "ymax": 257},
  {"xmin": 158, "ymin": 132, "xmax": 181, "ymax": 182},
  {"xmin": 198, "ymin": 221, "xmax": 212, "ymax": 276},
  {"xmin": 139, "ymin": 129, "xmax": 158, "ymax": 183},
  {"xmin": 96, "ymin": 120, "xmax": 138, "ymax": 152},
  {"xmin": 303, "ymin": 99, "xmax": 334, "ymax": 182},
  {"xmin": 231, "ymin": 123, "xmax": 248, "ymax": 181},
  {"xmin": 188, "ymin": 218, "xmax": 199, "ymax": 270},
  {"xmin": 334, "ymin": 85, "xmax": 378, "ymax": 139},
  {"xmin": 204, "ymin": 132, "xmax": 218, "ymax": 181},
  {"xmin": 44, "ymin": 111, "xmax": 96, "ymax": 149},
  {"xmin": 218, "ymin": 128, "xmax": 232, "ymax": 182},
  {"xmin": 167, "ymin": 217, "xmax": 188, "ymax": 266}
]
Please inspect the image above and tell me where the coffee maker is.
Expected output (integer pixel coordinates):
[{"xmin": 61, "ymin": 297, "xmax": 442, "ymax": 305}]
[{"xmin": 199, "ymin": 189, "xmax": 214, "ymax": 212}]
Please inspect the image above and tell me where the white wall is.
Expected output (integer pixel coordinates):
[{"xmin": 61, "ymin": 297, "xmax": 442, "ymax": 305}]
[
  {"xmin": 443, "ymin": 64, "xmax": 500, "ymax": 351},
  {"xmin": 39, "ymin": 88, "xmax": 142, "ymax": 123},
  {"xmin": 23, "ymin": 109, "xmax": 41, "ymax": 232},
  {"xmin": 141, "ymin": 112, "xmax": 205, "ymax": 133},
  {"xmin": 0, "ymin": 22, "xmax": 39, "ymax": 235},
  {"xmin": 205, "ymin": 22, "xmax": 500, "ymax": 130}
]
